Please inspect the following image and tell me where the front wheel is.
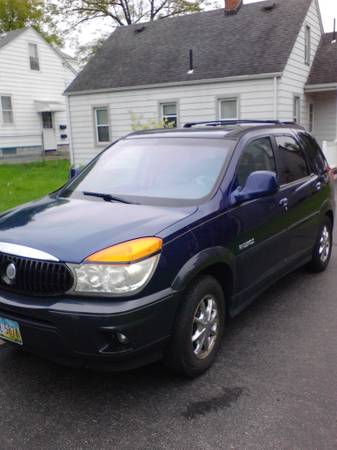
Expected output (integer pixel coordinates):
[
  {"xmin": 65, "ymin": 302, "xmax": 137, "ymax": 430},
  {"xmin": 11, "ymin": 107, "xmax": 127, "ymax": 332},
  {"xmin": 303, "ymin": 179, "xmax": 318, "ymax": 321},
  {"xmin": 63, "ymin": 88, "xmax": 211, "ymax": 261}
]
[
  {"xmin": 307, "ymin": 217, "xmax": 333, "ymax": 272},
  {"xmin": 164, "ymin": 275, "xmax": 225, "ymax": 378}
]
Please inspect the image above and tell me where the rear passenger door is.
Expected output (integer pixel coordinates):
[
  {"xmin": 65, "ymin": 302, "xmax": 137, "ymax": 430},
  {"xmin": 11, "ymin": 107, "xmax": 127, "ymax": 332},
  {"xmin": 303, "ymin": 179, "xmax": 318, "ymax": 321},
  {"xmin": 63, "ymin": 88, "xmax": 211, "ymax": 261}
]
[{"xmin": 273, "ymin": 133, "xmax": 322, "ymax": 264}]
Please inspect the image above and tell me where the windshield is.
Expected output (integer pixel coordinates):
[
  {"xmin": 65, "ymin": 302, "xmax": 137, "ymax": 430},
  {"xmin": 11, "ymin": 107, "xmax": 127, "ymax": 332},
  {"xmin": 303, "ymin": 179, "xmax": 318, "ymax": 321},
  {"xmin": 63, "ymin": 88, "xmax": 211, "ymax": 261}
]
[{"xmin": 62, "ymin": 137, "xmax": 236, "ymax": 206}]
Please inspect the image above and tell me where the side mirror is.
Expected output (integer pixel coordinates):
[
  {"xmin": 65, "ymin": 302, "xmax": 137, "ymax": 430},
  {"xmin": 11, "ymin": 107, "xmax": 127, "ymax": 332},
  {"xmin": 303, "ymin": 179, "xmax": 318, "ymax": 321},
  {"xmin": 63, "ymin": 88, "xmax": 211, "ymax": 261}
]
[
  {"xmin": 69, "ymin": 165, "xmax": 81, "ymax": 180},
  {"xmin": 233, "ymin": 171, "xmax": 278, "ymax": 204}
]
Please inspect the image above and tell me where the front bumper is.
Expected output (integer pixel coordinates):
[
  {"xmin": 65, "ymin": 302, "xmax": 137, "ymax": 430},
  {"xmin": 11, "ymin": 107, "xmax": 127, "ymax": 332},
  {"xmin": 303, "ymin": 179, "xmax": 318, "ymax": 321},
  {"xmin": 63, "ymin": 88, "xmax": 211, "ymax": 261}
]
[{"xmin": 0, "ymin": 288, "xmax": 181, "ymax": 370}]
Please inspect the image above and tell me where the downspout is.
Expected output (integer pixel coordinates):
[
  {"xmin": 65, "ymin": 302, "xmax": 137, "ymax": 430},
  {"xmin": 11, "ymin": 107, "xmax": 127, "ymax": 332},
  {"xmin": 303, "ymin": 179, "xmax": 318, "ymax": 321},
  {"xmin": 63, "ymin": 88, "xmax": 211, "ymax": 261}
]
[
  {"xmin": 65, "ymin": 94, "xmax": 75, "ymax": 166},
  {"xmin": 273, "ymin": 76, "xmax": 278, "ymax": 120}
]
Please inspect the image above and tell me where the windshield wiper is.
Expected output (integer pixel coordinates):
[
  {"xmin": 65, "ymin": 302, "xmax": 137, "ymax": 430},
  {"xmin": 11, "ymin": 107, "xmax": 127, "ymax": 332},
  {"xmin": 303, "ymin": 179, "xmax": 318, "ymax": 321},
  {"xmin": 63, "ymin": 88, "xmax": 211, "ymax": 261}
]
[{"xmin": 82, "ymin": 191, "xmax": 136, "ymax": 204}]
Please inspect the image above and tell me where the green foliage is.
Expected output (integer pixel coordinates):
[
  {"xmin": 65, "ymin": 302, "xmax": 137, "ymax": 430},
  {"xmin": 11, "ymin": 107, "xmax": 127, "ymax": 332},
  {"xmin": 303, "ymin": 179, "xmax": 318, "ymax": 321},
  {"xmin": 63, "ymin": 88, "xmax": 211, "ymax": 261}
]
[
  {"xmin": 130, "ymin": 112, "xmax": 174, "ymax": 131},
  {"xmin": 0, "ymin": 0, "xmax": 62, "ymax": 45},
  {"xmin": 0, "ymin": 160, "xmax": 70, "ymax": 212}
]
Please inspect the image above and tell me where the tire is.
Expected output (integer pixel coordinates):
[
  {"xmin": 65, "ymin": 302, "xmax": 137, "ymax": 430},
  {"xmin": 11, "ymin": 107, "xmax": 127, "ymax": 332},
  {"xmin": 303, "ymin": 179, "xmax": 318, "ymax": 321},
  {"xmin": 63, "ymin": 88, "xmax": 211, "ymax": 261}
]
[
  {"xmin": 307, "ymin": 217, "xmax": 333, "ymax": 273},
  {"xmin": 164, "ymin": 275, "xmax": 225, "ymax": 378}
]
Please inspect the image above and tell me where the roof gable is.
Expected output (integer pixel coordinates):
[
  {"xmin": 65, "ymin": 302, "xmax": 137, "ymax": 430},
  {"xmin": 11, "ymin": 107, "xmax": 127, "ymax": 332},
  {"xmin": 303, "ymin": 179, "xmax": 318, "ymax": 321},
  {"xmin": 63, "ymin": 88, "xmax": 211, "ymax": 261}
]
[
  {"xmin": 67, "ymin": 0, "xmax": 313, "ymax": 94},
  {"xmin": 307, "ymin": 33, "xmax": 337, "ymax": 85}
]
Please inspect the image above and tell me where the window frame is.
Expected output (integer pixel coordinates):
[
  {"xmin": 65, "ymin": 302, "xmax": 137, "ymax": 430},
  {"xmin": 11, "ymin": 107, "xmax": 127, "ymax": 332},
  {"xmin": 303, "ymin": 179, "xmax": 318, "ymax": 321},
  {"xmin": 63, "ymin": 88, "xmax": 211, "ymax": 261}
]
[
  {"xmin": 93, "ymin": 106, "xmax": 111, "ymax": 145},
  {"xmin": 231, "ymin": 135, "xmax": 278, "ymax": 192},
  {"xmin": 160, "ymin": 102, "xmax": 178, "ymax": 128},
  {"xmin": 28, "ymin": 42, "xmax": 40, "ymax": 71},
  {"xmin": 272, "ymin": 133, "xmax": 311, "ymax": 187},
  {"xmin": 1, "ymin": 94, "xmax": 14, "ymax": 125},
  {"xmin": 218, "ymin": 97, "xmax": 239, "ymax": 121},
  {"xmin": 304, "ymin": 25, "xmax": 311, "ymax": 65}
]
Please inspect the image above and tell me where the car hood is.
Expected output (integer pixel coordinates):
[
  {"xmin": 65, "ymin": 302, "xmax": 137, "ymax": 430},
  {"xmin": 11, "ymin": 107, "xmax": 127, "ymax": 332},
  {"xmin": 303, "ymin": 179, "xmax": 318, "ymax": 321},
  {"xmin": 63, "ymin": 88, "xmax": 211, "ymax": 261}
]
[{"xmin": 0, "ymin": 196, "xmax": 197, "ymax": 263}]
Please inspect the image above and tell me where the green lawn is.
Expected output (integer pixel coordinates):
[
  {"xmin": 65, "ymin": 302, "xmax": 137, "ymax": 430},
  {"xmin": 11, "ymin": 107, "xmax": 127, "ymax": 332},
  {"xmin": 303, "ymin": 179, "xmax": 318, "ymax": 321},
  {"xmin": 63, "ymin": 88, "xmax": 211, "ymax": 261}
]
[{"xmin": 0, "ymin": 160, "xmax": 70, "ymax": 213}]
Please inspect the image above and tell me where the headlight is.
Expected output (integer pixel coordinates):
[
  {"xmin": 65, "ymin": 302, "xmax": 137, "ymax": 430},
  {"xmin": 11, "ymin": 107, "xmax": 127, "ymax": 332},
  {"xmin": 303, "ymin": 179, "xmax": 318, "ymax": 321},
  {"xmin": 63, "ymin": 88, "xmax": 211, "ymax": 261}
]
[{"xmin": 69, "ymin": 237, "xmax": 162, "ymax": 295}]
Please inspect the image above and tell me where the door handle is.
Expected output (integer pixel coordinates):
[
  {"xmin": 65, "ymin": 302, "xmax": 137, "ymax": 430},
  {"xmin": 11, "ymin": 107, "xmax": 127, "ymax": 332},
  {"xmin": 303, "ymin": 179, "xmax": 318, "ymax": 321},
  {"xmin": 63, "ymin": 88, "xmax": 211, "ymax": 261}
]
[
  {"xmin": 279, "ymin": 198, "xmax": 288, "ymax": 211},
  {"xmin": 315, "ymin": 181, "xmax": 322, "ymax": 191}
]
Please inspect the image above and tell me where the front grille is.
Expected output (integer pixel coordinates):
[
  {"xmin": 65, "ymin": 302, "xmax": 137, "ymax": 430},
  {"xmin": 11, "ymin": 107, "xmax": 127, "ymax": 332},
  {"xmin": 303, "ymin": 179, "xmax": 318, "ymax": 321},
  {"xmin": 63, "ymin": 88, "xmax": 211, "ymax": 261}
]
[{"xmin": 0, "ymin": 253, "xmax": 74, "ymax": 296}]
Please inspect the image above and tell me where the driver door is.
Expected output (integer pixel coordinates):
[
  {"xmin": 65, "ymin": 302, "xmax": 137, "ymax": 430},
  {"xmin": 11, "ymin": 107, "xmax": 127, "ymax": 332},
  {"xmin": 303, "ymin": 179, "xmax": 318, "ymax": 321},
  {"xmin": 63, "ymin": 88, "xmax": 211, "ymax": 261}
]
[{"xmin": 228, "ymin": 136, "xmax": 289, "ymax": 304}]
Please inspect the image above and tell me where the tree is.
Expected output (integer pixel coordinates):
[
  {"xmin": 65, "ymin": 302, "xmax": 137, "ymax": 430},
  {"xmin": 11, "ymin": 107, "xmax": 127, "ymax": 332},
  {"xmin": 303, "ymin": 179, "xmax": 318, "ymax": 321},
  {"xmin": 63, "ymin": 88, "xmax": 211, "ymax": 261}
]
[
  {"xmin": 0, "ymin": 0, "xmax": 62, "ymax": 45},
  {"xmin": 60, "ymin": 0, "xmax": 208, "ymax": 28}
]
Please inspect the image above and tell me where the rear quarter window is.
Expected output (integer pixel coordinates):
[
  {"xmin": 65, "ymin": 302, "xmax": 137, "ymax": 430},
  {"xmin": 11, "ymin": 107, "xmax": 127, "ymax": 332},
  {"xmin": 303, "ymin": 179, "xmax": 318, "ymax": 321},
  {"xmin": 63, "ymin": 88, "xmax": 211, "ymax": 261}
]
[
  {"xmin": 275, "ymin": 135, "xmax": 309, "ymax": 184},
  {"xmin": 297, "ymin": 132, "xmax": 328, "ymax": 175}
]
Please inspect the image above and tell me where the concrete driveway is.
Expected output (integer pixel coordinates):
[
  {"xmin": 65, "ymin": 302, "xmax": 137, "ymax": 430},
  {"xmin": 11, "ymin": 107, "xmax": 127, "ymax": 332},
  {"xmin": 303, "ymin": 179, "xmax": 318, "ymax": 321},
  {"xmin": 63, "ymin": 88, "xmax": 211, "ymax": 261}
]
[{"xmin": 0, "ymin": 228, "xmax": 336, "ymax": 449}]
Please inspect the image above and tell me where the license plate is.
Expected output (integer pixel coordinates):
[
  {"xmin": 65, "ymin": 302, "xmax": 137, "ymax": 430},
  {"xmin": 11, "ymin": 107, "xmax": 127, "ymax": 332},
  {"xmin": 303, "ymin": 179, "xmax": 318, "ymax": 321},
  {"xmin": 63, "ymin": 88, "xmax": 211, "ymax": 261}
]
[{"xmin": 0, "ymin": 317, "xmax": 23, "ymax": 345}]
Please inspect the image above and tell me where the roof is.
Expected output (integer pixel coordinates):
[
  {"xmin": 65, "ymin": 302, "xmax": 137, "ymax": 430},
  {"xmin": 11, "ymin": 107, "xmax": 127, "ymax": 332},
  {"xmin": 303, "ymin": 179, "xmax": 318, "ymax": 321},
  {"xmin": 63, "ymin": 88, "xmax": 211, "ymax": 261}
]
[
  {"xmin": 126, "ymin": 122, "xmax": 305, "ymax": 140},
  {"xmin": 66, "ymin": 0, "xmax": 313, "ymax": 94},
  {"xmin": 0, "ymin": 28, "xmax": 27, "ymax": 50},
  {"xmin": 307, "ymin": 33, "xmax": 337, "ymax": 85}
]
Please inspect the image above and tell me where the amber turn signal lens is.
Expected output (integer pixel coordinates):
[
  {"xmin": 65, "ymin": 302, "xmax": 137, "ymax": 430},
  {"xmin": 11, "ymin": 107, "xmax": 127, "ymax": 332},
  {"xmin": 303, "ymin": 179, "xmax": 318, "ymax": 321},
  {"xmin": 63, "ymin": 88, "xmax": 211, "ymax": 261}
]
[{"xmin": 85, "ymin": 237, "xmax": 163, "ymax": 263}]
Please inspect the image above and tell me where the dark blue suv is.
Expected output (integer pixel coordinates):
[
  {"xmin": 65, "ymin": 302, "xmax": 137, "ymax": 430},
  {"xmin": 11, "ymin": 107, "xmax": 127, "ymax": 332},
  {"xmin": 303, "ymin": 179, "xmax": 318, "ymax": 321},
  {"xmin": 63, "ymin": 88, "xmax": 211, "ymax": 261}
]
[{"xmin": 0, "ymin": 121, "xmax": 334, "ymax": 377}]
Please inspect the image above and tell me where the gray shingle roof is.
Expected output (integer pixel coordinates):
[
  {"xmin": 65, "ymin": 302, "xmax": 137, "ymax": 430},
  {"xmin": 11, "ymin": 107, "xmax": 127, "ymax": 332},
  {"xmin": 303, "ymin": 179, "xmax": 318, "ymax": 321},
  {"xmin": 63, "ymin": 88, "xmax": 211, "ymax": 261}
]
[
  {"xmin": 0, "ymin": 28, "xmax": 27, "ymax": 50},
  {"xmin": 307, "ymin": 33, "xmax": 337, "ymax": 85},
  {"xmin": 66, "ymin": 0, "xmax": 312, "ymax": 94}
]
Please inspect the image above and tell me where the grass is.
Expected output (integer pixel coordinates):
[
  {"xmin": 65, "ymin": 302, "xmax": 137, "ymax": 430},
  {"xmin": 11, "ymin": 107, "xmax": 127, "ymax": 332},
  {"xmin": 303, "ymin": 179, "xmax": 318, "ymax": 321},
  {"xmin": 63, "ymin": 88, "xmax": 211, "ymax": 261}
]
[{"xmin": 0, "ymin": 160, "xmax": 70, "ymax": 212}]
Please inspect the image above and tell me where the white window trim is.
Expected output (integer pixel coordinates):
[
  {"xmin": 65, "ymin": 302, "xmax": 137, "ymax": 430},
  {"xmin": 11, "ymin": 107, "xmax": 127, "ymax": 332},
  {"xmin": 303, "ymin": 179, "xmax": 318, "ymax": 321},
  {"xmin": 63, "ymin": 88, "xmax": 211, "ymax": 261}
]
[
  {"xmin": 1, "ymin": 94, "xmax": 14, "ymax": 126},
  {"xmin": 305, "ymin": 25, "xmax": 311, "ymax": 65},
  {"xmin": 28, "ymin": 42, "xmax": 40, "ymax": 71},
  {"xmin": 160, "ymin": 101, "xmax": 178, "ymax": 127},
  {"xmin": 93, "ymin": 106, "xmax": 111, "ymax": 145},
  {"xmin": 217, "ymin": 97, "xmax": 240, "ymax": 120}
]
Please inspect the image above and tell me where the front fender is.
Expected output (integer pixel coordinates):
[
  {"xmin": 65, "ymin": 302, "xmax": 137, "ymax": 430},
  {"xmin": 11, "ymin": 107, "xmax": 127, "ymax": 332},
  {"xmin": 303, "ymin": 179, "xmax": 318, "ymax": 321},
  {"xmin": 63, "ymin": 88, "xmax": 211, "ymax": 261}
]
[{"xmin": 171, "ymin": 246, "xmax": 235, "ymax": 291}]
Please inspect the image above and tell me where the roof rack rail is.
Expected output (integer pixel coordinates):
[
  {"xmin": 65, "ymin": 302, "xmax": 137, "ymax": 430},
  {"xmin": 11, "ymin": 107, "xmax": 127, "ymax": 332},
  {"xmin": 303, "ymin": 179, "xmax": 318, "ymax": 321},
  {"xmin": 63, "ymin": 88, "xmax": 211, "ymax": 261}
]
[{"xmin": 183, "ymin": 119, "xmax": 293, "ymax": 128}]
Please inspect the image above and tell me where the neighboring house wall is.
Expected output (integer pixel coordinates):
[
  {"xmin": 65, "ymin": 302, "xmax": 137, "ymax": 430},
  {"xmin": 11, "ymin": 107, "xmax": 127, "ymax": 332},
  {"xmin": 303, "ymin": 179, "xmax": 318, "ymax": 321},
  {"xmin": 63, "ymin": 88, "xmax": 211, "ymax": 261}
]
[
  {"xmin": 278, "ymin": 0, "xmax": 322, "ymax": 127},
  {"xmin": 312, "ymin": 91, "xmax": 337, "ymax": 143},
  {"xmin": 69, "ymin": 77, "xmax": 276, "ymax": 165},
  {"xmin": 0, "ymin": 28, "xmax": 76, "ymax": 156}
]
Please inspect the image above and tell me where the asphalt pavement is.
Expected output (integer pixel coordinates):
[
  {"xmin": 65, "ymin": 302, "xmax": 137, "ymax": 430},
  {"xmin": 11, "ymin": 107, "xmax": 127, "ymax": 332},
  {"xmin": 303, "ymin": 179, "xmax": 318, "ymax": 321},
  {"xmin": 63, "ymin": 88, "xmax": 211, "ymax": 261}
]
[{"xmin": 0, "ymin": 228, "xmax": 337, "ymax": 450}]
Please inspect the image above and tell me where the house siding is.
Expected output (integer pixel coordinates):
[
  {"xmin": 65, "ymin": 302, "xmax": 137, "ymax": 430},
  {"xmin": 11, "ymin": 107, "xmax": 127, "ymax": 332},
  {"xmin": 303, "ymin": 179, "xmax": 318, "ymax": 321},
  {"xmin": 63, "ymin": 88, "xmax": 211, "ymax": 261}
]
[
  {"xmin": 69, "ymin": 77, "xmax": 275, "ymax": 165},
  {"xmin": 312, "ymin": 92, "xmax": 337, "ymax": 143},
  {"xmin": 0, "ymin": 28, "xmax": 76, "ymax": 153},
  {"xmin": 278, "ymin": 0, "xmax": 322, "ymax": 127}
]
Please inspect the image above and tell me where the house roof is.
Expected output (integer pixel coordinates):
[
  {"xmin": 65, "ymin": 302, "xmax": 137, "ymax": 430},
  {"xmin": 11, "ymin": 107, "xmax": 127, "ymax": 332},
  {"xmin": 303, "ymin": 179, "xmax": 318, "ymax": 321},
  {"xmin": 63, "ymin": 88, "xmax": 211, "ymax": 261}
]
[
  {"xmin": 307, "ymin": 33, "xmax": 337, "ymax": 86},
  {"xmin": 0, "ymin": 28, "xmax": 27, "ymax": 50},
  {"xmin": 66, "ymin": 0, "xmax": 313, "ymax": 94}
]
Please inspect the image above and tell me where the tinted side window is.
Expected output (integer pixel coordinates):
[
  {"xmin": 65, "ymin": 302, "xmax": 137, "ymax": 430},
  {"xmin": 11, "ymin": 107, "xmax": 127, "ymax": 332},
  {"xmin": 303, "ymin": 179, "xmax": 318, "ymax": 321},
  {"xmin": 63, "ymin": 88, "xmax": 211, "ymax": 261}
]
[
  {"xmin": 276, "ymin": 136, "xmax": 309, "ymax": 184},
  {"xmin": 236, "ymin": 137, "xmax": 276, "ymax": 188},
  {"xmin": 298, "ymin": 132, "xmax": 328, "ymax": 174}
]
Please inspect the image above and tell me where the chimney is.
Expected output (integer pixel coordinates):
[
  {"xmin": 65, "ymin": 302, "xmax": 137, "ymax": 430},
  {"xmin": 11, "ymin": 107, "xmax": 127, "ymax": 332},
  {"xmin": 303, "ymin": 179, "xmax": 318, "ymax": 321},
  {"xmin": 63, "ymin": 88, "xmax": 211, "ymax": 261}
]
[{"xmin": 225, "ymin": 0, "xmax": 243, "ymax": 15}]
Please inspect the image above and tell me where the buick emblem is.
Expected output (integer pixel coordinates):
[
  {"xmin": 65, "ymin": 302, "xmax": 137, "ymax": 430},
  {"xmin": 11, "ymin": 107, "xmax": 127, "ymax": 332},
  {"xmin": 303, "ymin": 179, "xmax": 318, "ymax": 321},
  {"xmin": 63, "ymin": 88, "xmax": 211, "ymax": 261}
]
[{"xmin": 5, "ymin": 263, "xmax": 16, "ymax": 284}]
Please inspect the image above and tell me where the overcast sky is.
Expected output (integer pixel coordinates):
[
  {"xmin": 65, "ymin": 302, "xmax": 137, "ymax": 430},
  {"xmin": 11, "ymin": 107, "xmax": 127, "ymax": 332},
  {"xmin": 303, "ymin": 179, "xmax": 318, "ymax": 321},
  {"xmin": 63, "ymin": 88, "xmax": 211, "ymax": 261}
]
[
  {"xmin": 244, "ymin": 0, "xmax": 336, "ymax": 30},
  {"xmin": 64, "ymin": 0, "xmax": 337, "ymax": 54}
]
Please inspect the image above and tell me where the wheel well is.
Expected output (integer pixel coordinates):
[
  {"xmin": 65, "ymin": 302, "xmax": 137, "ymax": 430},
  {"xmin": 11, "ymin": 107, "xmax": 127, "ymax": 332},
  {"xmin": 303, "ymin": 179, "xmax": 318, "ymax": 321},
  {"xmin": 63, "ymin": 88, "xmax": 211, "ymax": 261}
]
[
  {"xmin": 202, "ymin": 263, "xmax": 233, "ymax": 313},
  {"xmin": 326, "ymin": 210, "xmax": 334, "ymax": 227}
]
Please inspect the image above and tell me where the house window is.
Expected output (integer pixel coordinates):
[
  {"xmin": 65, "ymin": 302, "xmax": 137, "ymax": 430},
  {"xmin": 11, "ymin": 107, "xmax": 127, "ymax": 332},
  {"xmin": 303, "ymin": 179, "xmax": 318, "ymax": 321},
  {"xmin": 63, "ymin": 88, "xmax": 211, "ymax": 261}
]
[
  {"xmin": 219, "ymin": 98, "xmax": 238, "ymax": 120},
  {"xmin": 1, "ymin": 96, "xmax": 13, "ymax": 124},
  {"xmin": 293, "ymin": 96, "xmax": 301, "ymax": 124},
  {"xmin": 305, "ymin": 25, "xmax": 311, "ymax": 65},
  {"xmin": 42, "ymin": 112, "xmax": 53, "ymax": 129},
  {"xmin": 161, "ymin": 103, "xmax": 177, "ymax": 127},
  {"xmin": 309, "ymin": 103, "xmax": 314, "ymax": 132},
  {"xmin": 29, "ymin": 43, "xmax": 40, "ymax": 70},
  {"xmin": 94, "ymin": 107, "xmax": 110, "ymax": 143}
]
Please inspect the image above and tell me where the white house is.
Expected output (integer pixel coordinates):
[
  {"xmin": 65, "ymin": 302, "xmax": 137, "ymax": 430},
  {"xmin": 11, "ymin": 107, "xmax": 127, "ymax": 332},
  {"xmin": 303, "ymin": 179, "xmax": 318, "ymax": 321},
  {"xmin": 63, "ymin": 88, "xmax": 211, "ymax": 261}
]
[
  {"xmin": 66, "ymin": 0, "xmax": 335, "ymax": 166},
  {"xmin": 0, "ymin": 27, "xmax": 77, "ymax": 159}
]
